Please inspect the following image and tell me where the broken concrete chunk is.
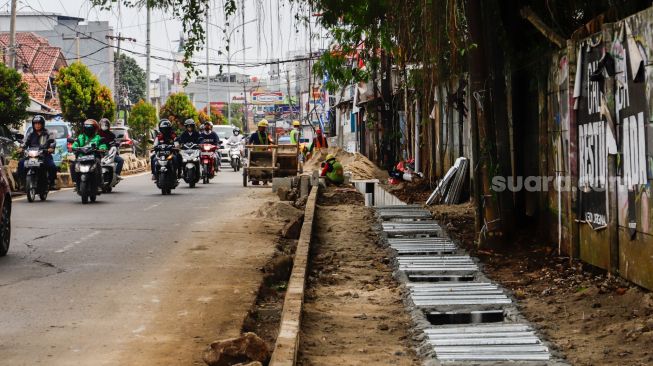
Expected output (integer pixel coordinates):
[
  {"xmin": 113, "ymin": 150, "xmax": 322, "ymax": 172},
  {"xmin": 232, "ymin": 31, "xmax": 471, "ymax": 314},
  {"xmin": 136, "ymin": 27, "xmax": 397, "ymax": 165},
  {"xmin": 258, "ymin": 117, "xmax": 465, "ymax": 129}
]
[
  {"xmin": 202, "ymin": 332, "xmax": 270, "ymax": 366},
  {"xmin": 281, "ymin": 215, "xmax": 303, "ymax": 239}
]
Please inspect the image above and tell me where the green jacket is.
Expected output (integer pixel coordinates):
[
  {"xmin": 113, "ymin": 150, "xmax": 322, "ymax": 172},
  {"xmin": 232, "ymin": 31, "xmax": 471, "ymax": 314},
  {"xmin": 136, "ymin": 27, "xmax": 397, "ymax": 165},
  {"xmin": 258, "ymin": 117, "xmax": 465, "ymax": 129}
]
[
  {"xmin": 290, "ymin": 129, "xmax": 300, "ymax": 144},
  {"xmin": 72, "ymin": 133, "xmax": 107, "ymax": 150},
  {"xmin": 326, "ymin": 161, "xmax": 344, "ymax": 184}
]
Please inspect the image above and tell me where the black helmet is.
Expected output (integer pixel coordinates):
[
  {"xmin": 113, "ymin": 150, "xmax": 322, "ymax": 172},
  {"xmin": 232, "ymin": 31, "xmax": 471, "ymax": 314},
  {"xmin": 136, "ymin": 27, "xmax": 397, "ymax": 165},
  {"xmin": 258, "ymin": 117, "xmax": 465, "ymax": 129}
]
[
  {"xmin": 32, "ymin": 115, "xmax": 46, "ymax": 128},
  {"xmin": 99, "ymin": 118, "xmax": 111, "ymax": 131},
  {"xmin": 83, "ymin": 119, "xmax": 98, "ymax": 136},
  {"xmin": 159, "ymin": 119, "xmax": 173, "ymax": 136},
  {"xmin": 233, "ymin": 128, "xmax": 241, "ymax": 136},
  {"xmin": 184, "ymin": 119, "xmax": 196, "ymax": 129}
]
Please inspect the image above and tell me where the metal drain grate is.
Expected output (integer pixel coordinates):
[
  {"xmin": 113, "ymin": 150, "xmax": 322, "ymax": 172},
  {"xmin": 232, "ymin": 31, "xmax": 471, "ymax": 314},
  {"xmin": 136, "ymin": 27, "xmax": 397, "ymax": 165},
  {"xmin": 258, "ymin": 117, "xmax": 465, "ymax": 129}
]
[
  {"xmin": 409, "ymin": 282, "xmax": 511, "ymax": 307},
  {"xmin": 398, "ymin": 255, "xmax": 478, "ymax": 273},
  {"xmin": 427, "ymin": 309, "xmax": 504, "ymax": 325},
  {"xmin": 378, "ymin": 211, "xmax": 433, "ymax": 220},
  {"xmin": 408, "ymin": 274, "xmax": 476, "ymax": 282},
  {"xmin": 425, "ymin": 324, "xmax": 550, "ymax": 361}
]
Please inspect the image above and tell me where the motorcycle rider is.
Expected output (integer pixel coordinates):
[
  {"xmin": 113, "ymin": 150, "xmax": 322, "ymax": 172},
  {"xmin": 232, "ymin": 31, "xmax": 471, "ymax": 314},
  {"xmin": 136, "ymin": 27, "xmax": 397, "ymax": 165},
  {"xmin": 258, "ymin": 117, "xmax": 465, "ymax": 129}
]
[
  {"xmin": 227, "ymin": 127, "xmax": 243, "ymax": 144},
  {"xmin": 199, "ymin": 121, "xmax": 221, "ymax": 171},
  {"xmin": 176, "ymin": 119, "xmax": 202, "ymax": 177},
  {"xmin": 98, "ymin": 118, "xmax": 124, "ymax": 179},
  {"xmin": 18, "ymin": 115, "xmax": 58, "ymax": 190},
  {"xmin": 151, "ymin": 119, "xmax": 178, "ymax": 180},
  {"xmin": 70, "ymin": 119, "xmax": 107, "ymax": 186}
]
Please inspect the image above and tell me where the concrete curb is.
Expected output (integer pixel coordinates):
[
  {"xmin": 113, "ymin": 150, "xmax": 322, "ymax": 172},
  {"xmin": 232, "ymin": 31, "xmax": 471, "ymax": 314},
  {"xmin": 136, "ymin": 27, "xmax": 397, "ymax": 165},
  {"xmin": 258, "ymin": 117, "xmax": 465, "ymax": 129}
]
[{"xmin": 268, "ymin": 183, "xmax": 319, "ymax": 366}]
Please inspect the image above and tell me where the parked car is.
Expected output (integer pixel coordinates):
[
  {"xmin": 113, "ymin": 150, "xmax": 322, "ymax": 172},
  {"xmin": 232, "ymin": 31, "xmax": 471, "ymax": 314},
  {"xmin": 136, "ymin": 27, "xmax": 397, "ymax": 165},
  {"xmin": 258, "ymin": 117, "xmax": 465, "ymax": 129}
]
[
  {"xmin": 0, "ymin": 160, "xmax": 12, "ymax": 256},
  {"xmin": 24, "ymin": 120, "xmax": 72, "ymax": 168},
  {"xmin": 110, "ymin": 126, "xmax": 136, "ymax": 155}
]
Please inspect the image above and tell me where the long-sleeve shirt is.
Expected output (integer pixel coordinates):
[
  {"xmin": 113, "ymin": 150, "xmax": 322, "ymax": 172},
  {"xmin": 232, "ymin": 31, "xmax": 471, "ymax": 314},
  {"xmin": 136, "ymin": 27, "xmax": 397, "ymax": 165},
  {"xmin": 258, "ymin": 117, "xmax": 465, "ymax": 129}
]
[
  {"xmin": 176, "ymin": 131, "xmax": 202, "ymax": 145},
  {"xmin": 200, "ymin": 131, "xmax": 221, "ymax": 145}
]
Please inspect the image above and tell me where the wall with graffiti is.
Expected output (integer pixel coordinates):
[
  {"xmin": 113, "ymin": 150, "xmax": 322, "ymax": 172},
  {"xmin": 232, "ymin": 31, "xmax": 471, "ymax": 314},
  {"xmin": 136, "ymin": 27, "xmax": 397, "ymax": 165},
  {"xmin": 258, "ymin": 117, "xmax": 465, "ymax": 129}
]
[{"xmin": 548, "ymin": 7, "xmax": 653, "ymax": 290}]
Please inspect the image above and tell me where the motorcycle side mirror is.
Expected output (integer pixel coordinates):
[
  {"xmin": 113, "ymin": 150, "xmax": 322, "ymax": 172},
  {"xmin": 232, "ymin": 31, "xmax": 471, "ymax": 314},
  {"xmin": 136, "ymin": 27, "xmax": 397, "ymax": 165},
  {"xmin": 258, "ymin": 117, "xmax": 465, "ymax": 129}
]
[
  {"xmin": 47, "ymin": 138, "xmax": 55, "ymax": 144},
  {"xmin": 67, "ymin": 137, "xmax": 75, "ymax": 143},
  {"xmin": 91, "ymin": 143, "xmax": 97, "ymax": 148},
  {"xmin": 320, "ymin": 162, "xmax": 326, "ymax": 168},
  {"xmin": 13, "ymin": 133, "xmax": 24, "ymax": 141},
  {"xmin": 148, "ymin": 139, "xmax": 154, "ymax": 144}
]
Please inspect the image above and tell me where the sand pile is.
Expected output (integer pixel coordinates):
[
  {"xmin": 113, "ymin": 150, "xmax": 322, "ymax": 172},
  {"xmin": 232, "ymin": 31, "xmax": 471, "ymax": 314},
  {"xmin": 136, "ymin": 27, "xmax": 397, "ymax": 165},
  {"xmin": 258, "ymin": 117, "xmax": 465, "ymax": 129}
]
[
  {"xmin": 255, "ymin": 201, "xmax": 303, "ymax": 222},
  {"xmin": 304, "ymin": 147, "xmax": 388, "ymax": 181}
]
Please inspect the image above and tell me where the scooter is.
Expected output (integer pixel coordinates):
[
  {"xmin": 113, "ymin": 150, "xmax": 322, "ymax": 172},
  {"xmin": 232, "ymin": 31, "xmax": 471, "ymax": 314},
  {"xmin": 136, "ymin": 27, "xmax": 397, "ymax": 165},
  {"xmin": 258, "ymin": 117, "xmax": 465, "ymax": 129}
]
[
  {"xmin": 72, "ymin": 145, "xmax": 103, "ymax": 204},
  {"xmin": 199, "ymin": 143, "xmax": 217, "ymax": 184},
  {"xmin": 23, "ymin": 144, "xmax": 53, "ymax": 202},
  {"xmin": 228, "ymin": 141, "xmax": 242, "ymax": 172},
  {"xmin": 180, "ymin": 142, "xmax": 200, "ymax": 188},
  {"xmin": 101, "ymin": 140, "xmax": 121, "ymax": 193},
  {"xmin": 153, "ymin": 144, "xmax": 178, "ymax": 195}
]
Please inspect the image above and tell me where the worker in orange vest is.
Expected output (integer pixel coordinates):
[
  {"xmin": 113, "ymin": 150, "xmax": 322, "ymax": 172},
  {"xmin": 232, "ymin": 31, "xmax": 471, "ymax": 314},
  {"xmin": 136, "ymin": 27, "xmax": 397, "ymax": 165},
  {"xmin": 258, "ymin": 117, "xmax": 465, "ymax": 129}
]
[{"xmin": 309, "ymin": 128, "xmax": 328, "ymax": 154}]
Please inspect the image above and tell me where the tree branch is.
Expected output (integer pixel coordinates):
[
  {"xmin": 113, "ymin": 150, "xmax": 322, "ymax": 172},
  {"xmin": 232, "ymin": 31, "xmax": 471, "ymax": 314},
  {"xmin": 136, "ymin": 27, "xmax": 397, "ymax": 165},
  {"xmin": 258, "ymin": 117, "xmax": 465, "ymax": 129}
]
[{"xmin": 520, "ymin": 6, "xmax": 566, "ymax": 48}]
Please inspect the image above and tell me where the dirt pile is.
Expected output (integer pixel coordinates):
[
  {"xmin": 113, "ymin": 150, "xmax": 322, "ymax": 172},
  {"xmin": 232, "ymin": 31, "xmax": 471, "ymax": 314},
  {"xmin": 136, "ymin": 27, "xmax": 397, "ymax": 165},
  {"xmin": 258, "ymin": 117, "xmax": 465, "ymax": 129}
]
[
  {"xmin": 435, "ymin": 203, "xmax": 653, "ymax": 366},
  {"xmin": 297, "ymin": 186, "xmax": 419, "ymax": 366},
  {"xmin": 304, "ymin": 147, "xmax": 389, "ymax": 181},
  {"xmin": 254, "ymin": 201, "xmax": 303, "ymax": 223}
]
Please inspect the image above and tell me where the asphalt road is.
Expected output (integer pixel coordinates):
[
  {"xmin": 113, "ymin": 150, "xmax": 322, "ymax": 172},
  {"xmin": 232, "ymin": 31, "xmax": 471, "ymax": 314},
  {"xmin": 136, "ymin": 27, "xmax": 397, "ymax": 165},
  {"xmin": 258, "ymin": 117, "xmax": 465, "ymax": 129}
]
[{"xmin": 0, "ymin": 169, "xmax": 275, "ymax": 365}]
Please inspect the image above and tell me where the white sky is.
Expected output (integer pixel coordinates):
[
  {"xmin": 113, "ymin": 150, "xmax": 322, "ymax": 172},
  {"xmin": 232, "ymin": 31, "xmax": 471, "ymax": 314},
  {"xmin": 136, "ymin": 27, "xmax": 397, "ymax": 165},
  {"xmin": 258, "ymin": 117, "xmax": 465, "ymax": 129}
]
[{"xmin": 6, "ymin": 0, "xmax": 329, "ymax": 82}]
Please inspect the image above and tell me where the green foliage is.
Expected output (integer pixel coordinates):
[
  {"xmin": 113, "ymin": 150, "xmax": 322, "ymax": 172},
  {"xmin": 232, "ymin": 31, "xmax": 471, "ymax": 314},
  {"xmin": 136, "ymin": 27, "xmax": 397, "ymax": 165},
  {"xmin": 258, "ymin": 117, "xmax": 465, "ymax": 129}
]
[
  {"xmin": 55, "ymin": 62, "xmax": 115, "ymax": 132},
  {"xmin": 115, "ymin": 52, "xmax": 146, "ymax": 105},
  {"xmin": 129, "ymin": 99, "xmax": 158, "ymax": 154},
  {"xmin": 159, "ymin": 92, "xmax": 198, "ymax": 130},
  {"xmin": 0, "ymin": 63, "xmax": 29, "ymax": 129}
]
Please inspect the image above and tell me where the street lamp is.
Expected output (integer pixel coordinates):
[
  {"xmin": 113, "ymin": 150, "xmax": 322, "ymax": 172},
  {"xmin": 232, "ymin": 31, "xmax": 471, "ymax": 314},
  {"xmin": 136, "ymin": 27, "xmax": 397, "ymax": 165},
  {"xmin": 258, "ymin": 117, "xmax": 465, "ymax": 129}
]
[
  {"xmin": 226, "ymin": 46, "xmax": 251, "ymax": 125},
  {"xmin": 211, "ymin": 19, "xmax": 255, "ymax": 124}
]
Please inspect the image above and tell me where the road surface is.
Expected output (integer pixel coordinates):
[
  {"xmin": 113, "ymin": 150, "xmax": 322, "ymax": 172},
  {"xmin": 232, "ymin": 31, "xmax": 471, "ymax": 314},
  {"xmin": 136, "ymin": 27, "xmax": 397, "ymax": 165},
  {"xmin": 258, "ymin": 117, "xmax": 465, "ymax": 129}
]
[{"xmin": 0, "ymin": 170, "xmax": 279, "ymax": 365}]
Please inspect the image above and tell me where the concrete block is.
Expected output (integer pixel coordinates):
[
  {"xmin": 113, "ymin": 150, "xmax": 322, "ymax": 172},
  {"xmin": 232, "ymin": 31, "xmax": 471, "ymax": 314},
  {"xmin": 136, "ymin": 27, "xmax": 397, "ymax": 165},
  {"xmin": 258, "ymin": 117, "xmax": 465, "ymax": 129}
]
[{"xmin": 272, "ymin": 177, "xmax": 293, "ymax": 193}]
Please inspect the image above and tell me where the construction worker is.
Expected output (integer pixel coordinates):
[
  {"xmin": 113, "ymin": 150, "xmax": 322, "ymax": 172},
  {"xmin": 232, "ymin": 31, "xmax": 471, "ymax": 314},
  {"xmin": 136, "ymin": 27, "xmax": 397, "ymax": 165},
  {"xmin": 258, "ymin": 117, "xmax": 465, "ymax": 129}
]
[
  {"xmin": 289, "ymin": 120, "xmax": 301, "ymax": 145},
  {"xmin": 320, "ymin": 153, "xmax": 344, "ymax": 185},
  {"xmin": 248, "ymin": 119, "xmax": 272, "ymax": 145},
  {"xmin": 309, "ymin": 128, "xmax": 328, "ymax": 153}
]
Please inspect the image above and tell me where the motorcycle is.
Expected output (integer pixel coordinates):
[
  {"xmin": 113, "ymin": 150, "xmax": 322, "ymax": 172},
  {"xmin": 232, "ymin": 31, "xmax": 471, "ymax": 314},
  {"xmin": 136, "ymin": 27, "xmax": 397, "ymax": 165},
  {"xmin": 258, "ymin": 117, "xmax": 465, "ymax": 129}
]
[
  {"xmin": 180, "ymin": 142, "xmax": 200, "ymax": 188},
  {"xmin": 101, "ymin": 140, "xmax": 121, "ymax": 193},
  {"xmin": 228, "ymin": 141, "xmax": 242, "ymax": 172},
  {"xmin": 153, "ymin": 144, "xmax": 178, "ymax": 195},
  {"xmin": 199, "ymin": 143, "xmax": 217, "ymax": 184},
  {"xmin": 23, "ymin": 143, "xmax": 53, "ymax": 202},
  {"xmin": 72, "ymin": 145, "xmax": 103, "ymax": 204}
]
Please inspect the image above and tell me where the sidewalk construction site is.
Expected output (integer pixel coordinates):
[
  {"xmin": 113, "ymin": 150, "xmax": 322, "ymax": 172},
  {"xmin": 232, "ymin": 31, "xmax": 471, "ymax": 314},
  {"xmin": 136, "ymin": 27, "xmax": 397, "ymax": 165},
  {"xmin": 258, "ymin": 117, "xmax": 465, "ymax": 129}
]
[{"xmin": 197, "ymin": 149, "xmax": 653, "ymax": 366}]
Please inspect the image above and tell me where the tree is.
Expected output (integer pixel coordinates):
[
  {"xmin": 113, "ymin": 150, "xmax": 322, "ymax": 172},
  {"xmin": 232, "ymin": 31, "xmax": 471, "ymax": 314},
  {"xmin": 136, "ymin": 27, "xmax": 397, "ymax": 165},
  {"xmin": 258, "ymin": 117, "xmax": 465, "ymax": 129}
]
[
  {"xmin": 88, "ymin": 84, "xmax": 116, "ymax": 121},
  {"xmin": 55, "ymin": 62, "xmax": 115, "ymax": 131},
  {"xmin": 159, "ymin": 92, "xmax": 198, "ymax": 130},
  {"xmin": 200, "ymin": 104, "xmax": 227, "ymax": 125},
  {"xmin": 115, "ymin": 52, "xmax": 146, "ymax": 105},
  {"xmin": 0, "ymin": 63, "xmax": 29, "ymax": 129},
  {"xmin": 129, "ymin": 100, "xmax": 158, "ymax": 156},
  {"xmin": 224, "ymin": 103, "xmax": 243, "ymax": 127}
]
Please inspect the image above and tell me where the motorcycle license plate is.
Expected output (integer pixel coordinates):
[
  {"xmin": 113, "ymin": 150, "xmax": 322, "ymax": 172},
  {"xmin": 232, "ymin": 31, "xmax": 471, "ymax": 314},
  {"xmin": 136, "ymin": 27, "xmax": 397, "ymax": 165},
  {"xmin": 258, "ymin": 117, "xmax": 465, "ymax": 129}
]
[{"xmin": 26, "ymin": 159, "xmax": 40, "ymax": 167}]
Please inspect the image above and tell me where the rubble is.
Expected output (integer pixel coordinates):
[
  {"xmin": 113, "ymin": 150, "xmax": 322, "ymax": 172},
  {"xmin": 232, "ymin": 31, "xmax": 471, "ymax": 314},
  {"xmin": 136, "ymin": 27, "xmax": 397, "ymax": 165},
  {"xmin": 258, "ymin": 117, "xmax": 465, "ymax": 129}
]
[{"xmin": 202, "ymin": 332, "xmax": 270, "ymax": 366}]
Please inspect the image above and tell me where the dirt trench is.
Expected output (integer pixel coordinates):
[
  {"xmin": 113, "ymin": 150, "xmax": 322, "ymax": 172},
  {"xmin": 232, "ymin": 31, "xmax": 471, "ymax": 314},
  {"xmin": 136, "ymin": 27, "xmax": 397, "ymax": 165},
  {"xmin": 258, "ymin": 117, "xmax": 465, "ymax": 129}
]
[{"xmin": 297, "ymin": 187, "xmax": 419, "ymax": 366}]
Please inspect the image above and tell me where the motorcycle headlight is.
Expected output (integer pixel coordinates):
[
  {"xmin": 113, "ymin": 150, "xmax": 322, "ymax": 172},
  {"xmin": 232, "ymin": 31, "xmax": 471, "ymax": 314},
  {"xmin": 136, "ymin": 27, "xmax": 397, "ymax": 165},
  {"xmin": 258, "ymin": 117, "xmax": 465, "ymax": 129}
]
[{"xmin": 79, "ymin": 165, "xmax": 90, "ymax": 173}]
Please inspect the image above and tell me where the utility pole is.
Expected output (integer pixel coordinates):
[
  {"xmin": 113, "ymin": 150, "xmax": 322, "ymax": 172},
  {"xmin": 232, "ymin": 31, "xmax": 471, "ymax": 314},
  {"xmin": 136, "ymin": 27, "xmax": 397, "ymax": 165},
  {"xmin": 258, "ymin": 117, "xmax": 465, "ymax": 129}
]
[
  {"xmin": 8, "ymin": 0, "xmax": 17, "ymax": 69},
  {"xmin": 206, "ymin": 7, "xmax": 211, "ymax": 121},
  {"xmin": 240, "ymin": 80, "xmax": 249, "ymax": 133},
  {"xmin": 76, "ymin": 33, "xmax": 80, "ymax": 62},
  {"xmin": 286, "ymin": 69, "xmax": 293, "ymax": 119},
  {"xmin": 106, "ymin": 34, "xmax": 136, "ymax": 121},
  {"xmin": 146, "ymin": 1, "xmax": 151, "ymax": 104}
]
